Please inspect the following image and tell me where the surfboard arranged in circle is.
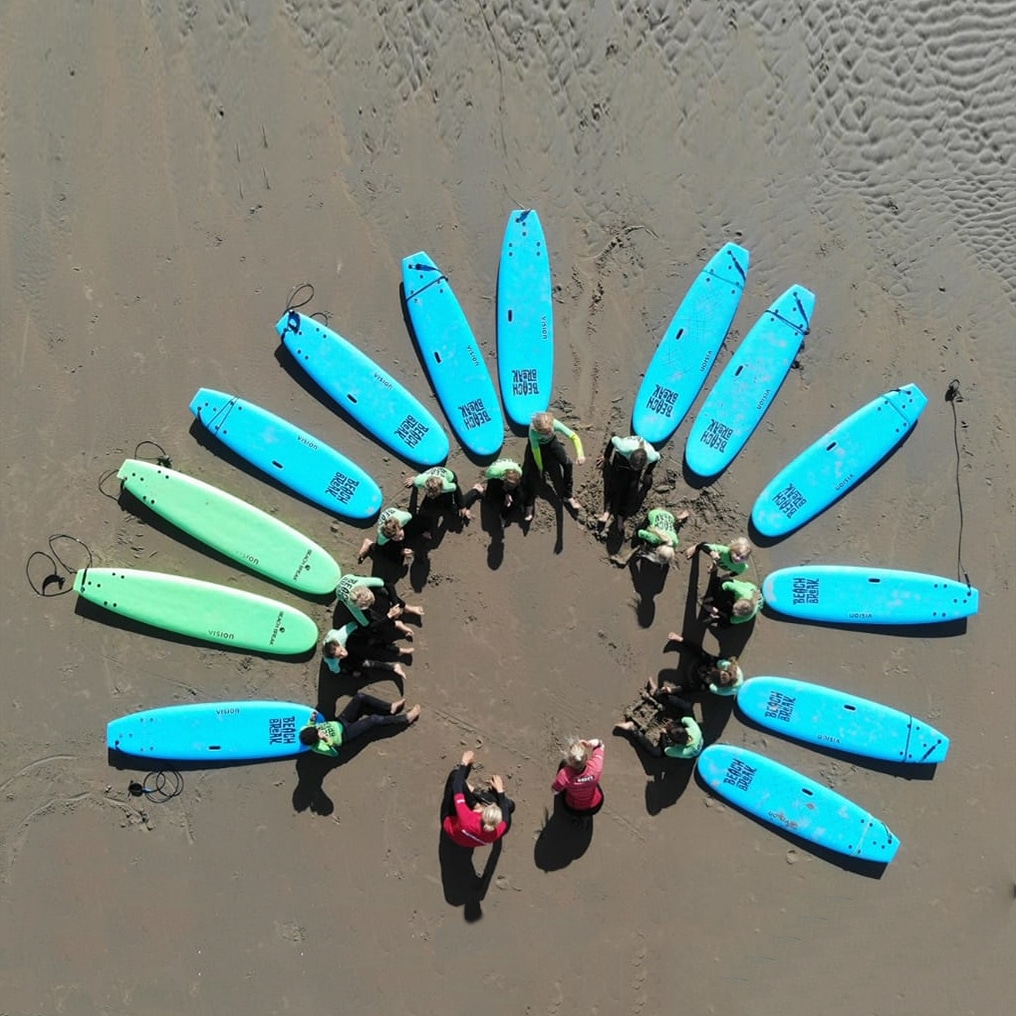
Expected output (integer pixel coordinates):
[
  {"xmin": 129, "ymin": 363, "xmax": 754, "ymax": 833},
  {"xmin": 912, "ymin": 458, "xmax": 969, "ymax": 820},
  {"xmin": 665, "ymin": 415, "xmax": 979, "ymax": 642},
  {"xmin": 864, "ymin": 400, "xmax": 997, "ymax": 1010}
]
[
  {"xmin": 117, "ymin": 459, "xmax": 341, "ymax": 596},
  {"xmin": 761, "ymin": 565, "xmax": 979, "ymax": 625},
  {"xmin": 108, "ymin": 701, "xmax": 313, "ymax": 762},
  {"xmin": 696, "ymin": 744, "xmax": 900, "ymax": 863},
  {"xmin": 736, "ymin": 676, "xmax": 950, "ymax": 764},
  {"xmin": 74, "ymin": 567, "xmax": 319, "ymax": 654},
  {"xmin": 632, "ymin": 242, "xmax": 750, "ymax": 446},
  {"xmin": 686, "ymin": 285, "xmax": 815, "ymax": 478},
  {"xmin": 189, "ymin": 388, "xmax": 382, "ymax": 520},
  {"xmin": 276, "ymin": 310, "xmax": 449, "ymax": 468},
  {"xmin": 402, "ymin": 252, "xmax": 504, "ymax": 458},
  {"xmin": 497, "ymin": 209, "xmax": 553, "ymax": 427},
  {"xmin": 751, "ymin": 383, "xmax": 927, "ymax": 538}
]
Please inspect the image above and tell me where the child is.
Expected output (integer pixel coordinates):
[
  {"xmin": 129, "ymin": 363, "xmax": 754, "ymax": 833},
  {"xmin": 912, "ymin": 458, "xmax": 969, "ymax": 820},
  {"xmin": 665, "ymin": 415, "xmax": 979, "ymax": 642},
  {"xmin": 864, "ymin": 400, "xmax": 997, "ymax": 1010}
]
[
  {"xmin": 613, "ymin": 507, "xmax": 690, "ymax": 567},
  {"xmin": 357, "ymin": 506, "xmax": 424, "ymax": 566},
  {"xmin": 335, "ymin": 574, "xmax": 423, "ymax": 636},
  {"xmin": 597, "ymin": 434, "xmax": 660, "ymax": 531},
  {"xmin": 658, "ymin": 638, "xmax": 745, "ymax": 696},
  {"xmin": 299, "ymin": 697, "xmax": 420, "ymax": 758},
  {"xmin": 523, "ymin": 411, "xmax": 585, "ymax": 519},
  {"xmin": 320, "ymin": 624, "xmax": 412, "ymax": 682},
  {"xmin": 700, "ymin": 575, "xmax": 762, "ymax": 627},
  {"xmin": 404, "ymin": 466, "xmax": 469, "ymax": 526},
  {"xmin": 614, "ymin": 693, "xmax": 703, "ymax": 759},
  {"xmin": 685, "ymin": 537, "xmax": 753, "ymax": 576},
  {"xmin": 462, "ymin": 458, "xmax": 524, "ymax": 524}
]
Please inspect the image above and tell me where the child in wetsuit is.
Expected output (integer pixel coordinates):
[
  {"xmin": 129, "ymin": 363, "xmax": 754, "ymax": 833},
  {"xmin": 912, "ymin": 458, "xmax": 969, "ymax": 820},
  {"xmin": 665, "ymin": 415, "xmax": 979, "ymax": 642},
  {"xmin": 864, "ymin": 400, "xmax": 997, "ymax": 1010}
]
[
  {"xmin": 597, "ymin": 434, "xmax": 660, "ymax": 531},
  {"xmin": 522, "ymin": 411, "xmax": 585, "ymax": 519}
]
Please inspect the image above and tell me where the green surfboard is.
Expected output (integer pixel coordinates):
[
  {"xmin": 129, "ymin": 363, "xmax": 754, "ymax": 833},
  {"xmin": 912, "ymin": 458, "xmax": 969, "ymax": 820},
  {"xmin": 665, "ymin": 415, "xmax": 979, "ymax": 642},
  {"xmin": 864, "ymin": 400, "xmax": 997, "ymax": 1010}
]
[
  {"xmin": 74, "ymin": 567, "xmax": 318, "ymax": 655},
  {"xmin": 117, "ymin": 459, "xmax": 341, "ymax": 596}
]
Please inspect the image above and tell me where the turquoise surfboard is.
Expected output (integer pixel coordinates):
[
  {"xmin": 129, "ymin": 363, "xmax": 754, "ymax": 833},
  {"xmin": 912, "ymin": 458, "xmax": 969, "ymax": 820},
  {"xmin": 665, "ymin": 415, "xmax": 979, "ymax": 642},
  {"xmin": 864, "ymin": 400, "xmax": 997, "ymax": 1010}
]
[
  {"xmin": 74, "ymin": 567, "xmax": 319, "ymax": 655},
  {"xmin": 189, "ymin": 388, "xmax": 383, "ymax": 521},
  {"xmin": 696, "ymin": 744, "xmax": 900, "ymax": 863},
  {"xmin": 108, "ymin": 701, "xmax": 312, "ymax": 761},
  {"xmin": 751, "ymin": 383, "xmax": 927, "ymax": 538},
  {"xmin": 737, "ymin": 676, "xmax": 950, "ymax": 764},
  {"xmin": 276, "ymin": 310, "xmax": 449, "ymax": 468},
  {"xmin": 117, "ymin": 459, "xmax": 342, "ymax": 596},
  {"xmin": 632, "ymin": 243, "xmax": 749, "ymax": 446},
  {"xmin": 761, "ymin": 565, "xmax": 979, "ymax": 625},
  {"xmin": 686, "ymin": 285, "xmax": 815, "ymax": 478},
  {"xmin": 496, "ymin": 209, "xmax": 553, "ymax": 427},
  {"xmin": 402, "ymin": 252, "xmax": 504, "ymax": 457}
]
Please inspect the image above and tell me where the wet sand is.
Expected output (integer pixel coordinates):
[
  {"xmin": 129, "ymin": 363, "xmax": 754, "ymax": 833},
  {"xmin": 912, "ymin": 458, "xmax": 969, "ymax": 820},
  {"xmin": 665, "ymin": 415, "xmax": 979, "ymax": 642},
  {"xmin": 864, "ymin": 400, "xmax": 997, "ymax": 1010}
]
[{"xmin": 2, "ymin": 2, "xmax": 1014, "ymax": 1013}]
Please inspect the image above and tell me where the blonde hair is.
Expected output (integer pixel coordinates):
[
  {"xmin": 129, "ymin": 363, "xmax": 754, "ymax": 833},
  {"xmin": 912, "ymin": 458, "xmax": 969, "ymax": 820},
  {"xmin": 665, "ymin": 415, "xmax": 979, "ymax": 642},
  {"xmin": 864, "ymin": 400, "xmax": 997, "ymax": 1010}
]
[
  {"xmin": 732, "ymin": 593, "xmax": 759, "ymax": 618},
  {"xmin": 480, "ymin": 804, "xmax": 503, "ymax": 830},
  {"xmin": 349, "ymin": 585, "xmax": 375, "ymax": 609},
  {"xmin": 423, "ymin": 476, "xmax": 445, "ymax": 498},
  {"xmin": 711, "ymin": 656, "xmax": 740, "ymax": 686},
  {"xmin": 503, "ymin": 469, "xmax": 521, "ymax": 488},
  {"xmin": 644, "ymin": 543, "xmax": 675, "ymax": 566},
  {"xmin": 565, "ymin": 741, "xmax": 588, "ymax": 770},
  {"xmin": 531, "ymin": 411, "xmax": 554, "ymax": 434},
  {"xmin": 380, "ymin": 517, "xmax": 404, "ymax": 538},
  {"xmin": 729, "ymin": 537, "xmax": 752, "ymax": 559}
]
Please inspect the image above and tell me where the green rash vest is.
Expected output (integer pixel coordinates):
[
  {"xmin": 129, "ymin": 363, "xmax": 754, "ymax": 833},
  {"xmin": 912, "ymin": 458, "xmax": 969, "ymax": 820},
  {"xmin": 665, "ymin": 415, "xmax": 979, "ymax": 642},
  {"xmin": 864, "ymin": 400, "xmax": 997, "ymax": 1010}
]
[
  {"xmin": 705, "ymin": 543, "xmax": 749, "ymax": 575},
  {"xmin": 529, "ymin": 419, "xmax": 584, "ymax": 472},
  {"xmin": 486, "ymin": 458, "xmax": 522, "ymax": 481},
  {"xmin": 610, "ymin": 435, "xmax": 661, "ymax": 465},
  {"xmin": 723, "ymin": 578, "xmax": 761, "ymax": 624},
  {"xmin": 376, "ymin": 507, "xmax": 413, "ymax": 546},
  {"xmin": 663, "ymin": 717, "xmax": 704, "ymax": 759},
  {"xmin": 335, "ymin": 574, "xmax": 384, "ymax": 626},
  {"xmin": 637, "ymin": 508, "xmax": 679, "ymax": 547},
  {"xmin": 303, "ymin": 719, "xmax": 343, "ymax": 757},
  {"xmin": 411, "ymin": 466, "xmax": 458, "ymax": 493}
]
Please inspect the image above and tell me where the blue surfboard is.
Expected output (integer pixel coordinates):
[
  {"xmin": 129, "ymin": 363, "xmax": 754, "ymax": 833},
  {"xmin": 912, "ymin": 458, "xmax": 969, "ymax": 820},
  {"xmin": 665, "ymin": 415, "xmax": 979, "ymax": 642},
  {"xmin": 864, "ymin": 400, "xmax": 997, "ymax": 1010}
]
[
  {"xmin": 762, "ymin": 565, "xmax": 979, "ymax": 625},
  {"xmin": 402, "ymin": 252, "xmax": 504, "ymax": 457},
  {"xmin": 497, "ymin": 210, "xmax": 554, "ymax": 427},
  {"xmin": 751, "ymin": 383, "xmax": 927, "ymax": 538},
  {"xmin": 696, "ymin": 744, "xmax": 900, "ymax": 863},
  {"xmin": 108, "ymin": 701, "xmax": 312, "ymax": 762},
  {"xmin": 632, "ymin": 243, "xmax": 749, "ymax": 446},
  {"xmin": 189, "ymin": 388, "xmax": 383, "ymax": 520},
  {"xmin": 276, "ymin": 310, "xmax": 449, "ymax": 468},
  {"xmin": 686, "ymin": 285, "xmax": 815, "ymax": 478},
  {"xmin": 737, "ymin": 676, "xmax": 950, "ymax": 763}
]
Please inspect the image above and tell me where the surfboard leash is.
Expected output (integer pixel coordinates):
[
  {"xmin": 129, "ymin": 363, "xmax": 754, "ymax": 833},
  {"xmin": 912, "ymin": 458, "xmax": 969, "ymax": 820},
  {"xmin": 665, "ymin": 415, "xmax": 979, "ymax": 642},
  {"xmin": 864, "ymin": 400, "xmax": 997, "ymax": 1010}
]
[
  {"xmin": 98, "ymin": 441, "xmax": 174, "ymax": 502},
  {"xmin": 285, "ymin": 281, "xmax": 314, "ymax": 313},
  {"xmin": 128, "ymin": 769, "xmax": 184, "ymax": 803},
  {"xmin": 944, "ymin": 379, "xmax": 971, "ymax": 589},
  {"xmin": 25, "ymin": 534, "xmax": 93, "ymax": 596}
]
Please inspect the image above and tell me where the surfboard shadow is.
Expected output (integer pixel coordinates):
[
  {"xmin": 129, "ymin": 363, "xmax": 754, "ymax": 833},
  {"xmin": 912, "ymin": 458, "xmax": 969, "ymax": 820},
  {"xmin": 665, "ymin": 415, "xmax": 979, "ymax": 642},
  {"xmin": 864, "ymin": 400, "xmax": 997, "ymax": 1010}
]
[
  {"xmin": 746, "ymin": 427, "xmax": 924, "ymax": 550},
  {"xmin": 74, "ymin": 595, "xmax": 317, "ymax": 663},
  {"xmin": 692, "ymin": 768, "xmax": 895, "ymax": 878},
  {"xmin": 106, "ymin": 750, "xmax": 302, "ymax": 774},
  {"xmin": 187, "ymin": 418, "xmax": 377, "ymax": 531},
  {"xmin": 759, "ymin": 608, "xmax": 969, "ymax": 639},
  {"xmin": 113, "ymin": 487, "xmax": 336, "ymax": 608}
]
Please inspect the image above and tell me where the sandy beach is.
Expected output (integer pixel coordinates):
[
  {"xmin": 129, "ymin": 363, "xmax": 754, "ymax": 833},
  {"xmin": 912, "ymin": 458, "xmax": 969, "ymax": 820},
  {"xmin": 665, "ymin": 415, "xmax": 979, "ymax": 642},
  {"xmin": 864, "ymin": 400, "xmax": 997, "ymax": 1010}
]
[{"xmin": 2, "ymin": 2, "xmax": 1014, "ymax": 1013}]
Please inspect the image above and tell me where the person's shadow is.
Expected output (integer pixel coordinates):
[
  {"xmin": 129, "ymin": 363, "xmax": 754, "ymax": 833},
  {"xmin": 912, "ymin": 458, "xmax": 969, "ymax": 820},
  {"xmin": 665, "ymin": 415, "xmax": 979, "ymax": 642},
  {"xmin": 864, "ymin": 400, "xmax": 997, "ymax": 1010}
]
[
  {"xmin": 628, "ymin": 552, "xmax": 670, "ymax": 628},
  {"xmin": 437, "ymin": 772, "xmax": 505, "ymax": 922},
  {"xmin": 533, "ymin": 793, "xmax": 596, "ymax": 871}
]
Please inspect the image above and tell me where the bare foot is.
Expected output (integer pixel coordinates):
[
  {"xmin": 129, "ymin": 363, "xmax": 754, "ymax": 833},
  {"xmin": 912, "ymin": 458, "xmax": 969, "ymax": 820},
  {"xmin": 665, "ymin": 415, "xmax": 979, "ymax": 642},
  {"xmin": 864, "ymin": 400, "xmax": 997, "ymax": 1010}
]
[
  {"xmin": 523, "ymin": 507, "xmax": 534, "ymax": 522},
  {"xmin": 405, "ymin": 704, "xmax": 422, "ymax": 723},
  {"xmin": 667, "ymin": 631, "xmax": 683, "ymax": 643},
  {"xmin": 566, "ymin": 497, "xmax": 582, "ymax": 512},
  {"xmin": 598, "ymin": 511, "xmax": 611, "ymax": 525},
  {"xmin": 404, "ymin": 604, "xmax": 425, "ymax": 618},
  {"xmin": 398, "ymin": 646, "xmax": 415, "ymax": 658},
  {"xmin": 393, "ymin": 663, "xmax": 407, "ymax": 681},
  {"xmin": 390, "ymin": 698, "xmax": 406, "ymax": 714},
  {"xmin": 645, "ymin": 675, "xmax": 659, "ymax": 694},
  {"xmin": 684, "ymin": 546, "xmax": 696, "ymax": 559},
  {"xmin": 396, "ymin": 621, "xmax": 413, "ymax": 638},
  {"xmin": 403, "ymin": 548, "xmax": 415, "ymax": 563},
  {"xmin": 614, "ymin": 721, "xmax": 635, "ymax": 733},
  {"xmin": 676, "ymin": 509, "xmax": 690, "ymax": 522}
]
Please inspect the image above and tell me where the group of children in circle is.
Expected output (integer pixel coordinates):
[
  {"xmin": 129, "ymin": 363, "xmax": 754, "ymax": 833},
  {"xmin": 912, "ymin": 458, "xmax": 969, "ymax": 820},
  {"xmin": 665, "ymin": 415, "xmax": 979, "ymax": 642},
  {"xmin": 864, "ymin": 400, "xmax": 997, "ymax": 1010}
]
[{"xmin": 297, "ymin": 409, "xmax": 763, "ymax": 847}]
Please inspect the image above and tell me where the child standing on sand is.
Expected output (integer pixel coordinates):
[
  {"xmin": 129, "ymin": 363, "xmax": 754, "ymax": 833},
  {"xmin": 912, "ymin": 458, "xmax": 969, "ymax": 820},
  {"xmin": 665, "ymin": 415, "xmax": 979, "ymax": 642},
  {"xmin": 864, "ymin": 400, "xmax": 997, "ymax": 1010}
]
[
  {"xmin": 685, "ymin": 537, "xmax": 753, "ymax": 575},
  {"xmin": 523, "ymin": 411, "xmax": 585, "ymax": 520},
  {"xmin": 597, "ymin": 434, "xmax": 660, "ymax": 532}
]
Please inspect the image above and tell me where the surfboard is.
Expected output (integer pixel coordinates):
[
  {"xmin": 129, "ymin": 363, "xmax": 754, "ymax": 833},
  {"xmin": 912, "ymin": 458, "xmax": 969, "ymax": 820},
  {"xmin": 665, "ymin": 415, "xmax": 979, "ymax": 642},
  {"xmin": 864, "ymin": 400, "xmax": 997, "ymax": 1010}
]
[
  {"xmin": 108, "ymin": 701, "xmax": 312, "ymax": 762},
  {"xmin": 631, "ymin": 243, "xmax": 750, "ymax": 446},
  {"xmin": 276, "ymin": 310, "xmax": 449, "ymax": 467},
  {"xmin": 189, "ymin": 388, "xmax": 383, "ymax": 520},
  {"xmin": 736, "ymin": 676, "xmax": 950, "ymax": 763},
  {"xmin": 751, "ymin": 383, "xmax": 927, "ymax": 538},
  {"xmin": 402, "ymin": 252, "xmax": 505, "ymax": 457},
  {"xmin": 496, "ymin": 210, "xmax": 554, "ymax": 427},
  {"xmin": 761, "ymin": 565, "xmax": 979, "ymax": 625},
  {"xmin": 116, "ymin": 459, "xmax": 342, "ymax": 596},
  {"xmin": 685, "ymin": 285, "xmax": 815, "ymax": 478},
  {"xmin": 696, "ymin": 744, "xmax": 900, "ymax": 863},
  {"xmin": 74, "ymin": 567, "xmax": 319, "ymax": 655}
]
